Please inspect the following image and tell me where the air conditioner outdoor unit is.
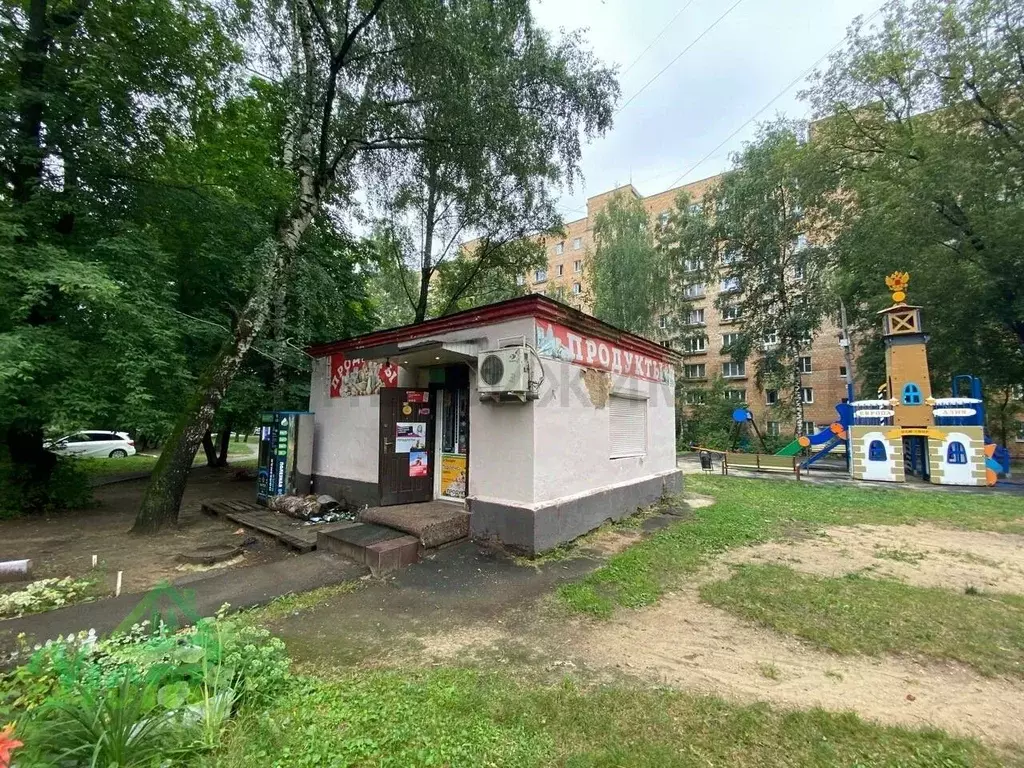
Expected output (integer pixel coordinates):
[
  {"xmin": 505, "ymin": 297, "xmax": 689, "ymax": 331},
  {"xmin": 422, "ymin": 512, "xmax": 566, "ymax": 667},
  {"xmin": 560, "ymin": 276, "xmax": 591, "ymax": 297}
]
[{"xmin": 477, "ymin": 346, "xmax": 531, "ymax": 395}]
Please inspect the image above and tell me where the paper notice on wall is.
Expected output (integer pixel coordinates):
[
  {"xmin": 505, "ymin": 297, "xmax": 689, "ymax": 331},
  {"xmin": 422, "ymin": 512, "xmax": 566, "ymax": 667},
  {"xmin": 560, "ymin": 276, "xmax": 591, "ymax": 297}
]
[
  {"xmin": 440, "ymin": 454, "xmax": 467, "ymax": 498},
  {"xmin": 395, "ymin": 422, "xmax": 427, "ymax": 453},
  {"xmin": 409, "ymin": 451, "xmax": 428, "ymax": 477}
]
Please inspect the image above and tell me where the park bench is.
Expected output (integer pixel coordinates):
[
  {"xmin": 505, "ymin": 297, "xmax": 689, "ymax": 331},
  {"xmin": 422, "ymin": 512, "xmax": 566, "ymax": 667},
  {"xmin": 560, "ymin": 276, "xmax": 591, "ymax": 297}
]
[{"xmin": 724, "ymin": 452, "xmax": 800, "ymax": 478}]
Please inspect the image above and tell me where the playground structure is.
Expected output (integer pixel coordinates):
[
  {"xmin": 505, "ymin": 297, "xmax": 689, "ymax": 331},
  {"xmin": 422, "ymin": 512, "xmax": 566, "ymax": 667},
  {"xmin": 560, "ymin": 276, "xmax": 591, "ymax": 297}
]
[{"xmin": 719, "ymin": 273, "xmax": 1010, "ymax": 487}]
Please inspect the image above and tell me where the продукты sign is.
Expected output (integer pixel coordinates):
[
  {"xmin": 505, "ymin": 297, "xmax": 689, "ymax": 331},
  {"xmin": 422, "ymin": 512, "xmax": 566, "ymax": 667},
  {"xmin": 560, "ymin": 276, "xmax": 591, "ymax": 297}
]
[{"xmin": 534, "ymin": 320, "xmax": 674, "ymax": 385}]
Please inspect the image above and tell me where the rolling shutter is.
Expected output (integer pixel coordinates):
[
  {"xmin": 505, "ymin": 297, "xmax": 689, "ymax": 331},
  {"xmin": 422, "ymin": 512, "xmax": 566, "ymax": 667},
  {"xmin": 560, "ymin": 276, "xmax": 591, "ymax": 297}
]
[{"xmin": 609, "ymin": 394, "xmax": 647, "ymax": 458}]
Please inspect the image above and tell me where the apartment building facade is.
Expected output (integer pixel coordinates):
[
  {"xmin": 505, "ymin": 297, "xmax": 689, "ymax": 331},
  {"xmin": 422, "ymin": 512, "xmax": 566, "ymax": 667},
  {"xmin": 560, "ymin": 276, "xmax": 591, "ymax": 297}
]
[{"xmin": 524, "ymin": 177, "xmax": 852, "ymax": 437}]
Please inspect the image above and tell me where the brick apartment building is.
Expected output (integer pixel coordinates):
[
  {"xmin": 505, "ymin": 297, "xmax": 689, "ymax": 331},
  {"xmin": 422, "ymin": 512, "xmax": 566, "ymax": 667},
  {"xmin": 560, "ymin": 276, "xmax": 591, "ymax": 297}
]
[{"xmin": 519, "ymin": 176, "xmax": 854, "ymax": 438}]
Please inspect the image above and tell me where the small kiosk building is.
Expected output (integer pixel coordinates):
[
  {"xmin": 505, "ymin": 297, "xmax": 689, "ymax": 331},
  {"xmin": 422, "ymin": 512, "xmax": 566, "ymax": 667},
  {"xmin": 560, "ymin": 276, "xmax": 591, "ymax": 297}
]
[{"xmin": 305, "ymin": 295, "xmax": 682, "ymax": 554}]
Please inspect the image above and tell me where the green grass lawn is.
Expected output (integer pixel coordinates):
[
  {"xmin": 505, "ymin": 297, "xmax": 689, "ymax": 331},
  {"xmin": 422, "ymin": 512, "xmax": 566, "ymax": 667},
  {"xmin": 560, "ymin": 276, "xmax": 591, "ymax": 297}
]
[
  {"xmin": 701, "ymin": 564, "xmax": 1024, "ymax": 678},
  {"xmin": 76, "ymin": 446, "xmax": 257, "ymax": 477},
  {"xmin": 558, "ymin": 475, "xmax": 1024, "ymax": 617},
  {"xmin": 206, "ymin": 667, "xmax": 1014, "ymax": 768}
]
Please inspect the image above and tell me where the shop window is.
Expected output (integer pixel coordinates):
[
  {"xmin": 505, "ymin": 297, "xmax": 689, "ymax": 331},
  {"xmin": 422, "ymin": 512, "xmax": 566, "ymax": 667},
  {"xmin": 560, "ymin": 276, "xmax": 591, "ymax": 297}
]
[
  {"xmin": 902, "ymin": 382, "xmax": 922, "ymax": 405},
  {"xmin": 609, "ymin": 394, "xmax": 647, "ymax": 458},
  {"xmin": 868, "ymin": 440, "xmax": 887, "ymax": 461},
  {"xmin": 946, "ymin": 441, "xmax": 968, "ymax": 464}
]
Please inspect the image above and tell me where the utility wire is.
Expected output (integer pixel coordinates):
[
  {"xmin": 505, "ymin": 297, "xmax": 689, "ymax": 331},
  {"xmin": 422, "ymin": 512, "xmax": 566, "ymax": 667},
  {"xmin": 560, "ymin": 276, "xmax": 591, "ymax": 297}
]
[
  {"xmin": 620, "ymin": 0, "xmax": 698, "ymax": 78},
  {"xmin": 662, "ymin": 3, "xmax": 887, "ymax": 190},
  {"xmin": 616, "ymin": 0, "xmax": 747, "ymax": 115}
]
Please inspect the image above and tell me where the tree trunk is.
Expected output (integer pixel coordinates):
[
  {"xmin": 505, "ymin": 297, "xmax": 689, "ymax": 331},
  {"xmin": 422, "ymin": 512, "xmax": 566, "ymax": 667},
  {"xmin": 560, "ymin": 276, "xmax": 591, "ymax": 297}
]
[
  {"xmin": 201, "ymin": 430, "xmax": 218, "ymax": 467},
  {"xmin": 792, "ymin": 353, "xmax": 805, "ymax": 436},
  {"xmin": 413, "ymin": 161, "xmax": 439, "ymax": 323},
  {"xmin": 270, "ymin": 278, "xmax": 288, "ymax": 407},
  {"xmin": 4, "ymin": 418, "xmax": 57, "ymax": 494},
  {"xmin": 132, "ymin": 223, "xmax": 312, "ymax": 532},
  {"xmin": 216, "ymin": 420, "xmax": 232, "ymax": 466}
]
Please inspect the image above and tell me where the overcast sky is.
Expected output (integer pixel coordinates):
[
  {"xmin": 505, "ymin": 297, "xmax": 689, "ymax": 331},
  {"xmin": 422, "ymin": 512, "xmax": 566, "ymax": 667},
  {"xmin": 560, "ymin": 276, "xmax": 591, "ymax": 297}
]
[{"xmin": 530, "ymin": 0, "xmax": 880, "ymax": 220}]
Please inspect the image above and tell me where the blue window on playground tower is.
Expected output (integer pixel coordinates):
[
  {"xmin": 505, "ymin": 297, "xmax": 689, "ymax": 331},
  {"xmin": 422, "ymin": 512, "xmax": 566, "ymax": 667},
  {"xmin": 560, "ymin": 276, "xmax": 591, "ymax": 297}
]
[
  {"xmin": 902, "ymin": 383, "xmax": 922, "ymax": 405},
  {"xmin": 868, "ymin": 440, "xmax": 887, "ymax": 461},
  {"xmin": 947, "ymin": 441, "xmax": 968, "ymax": 464}
]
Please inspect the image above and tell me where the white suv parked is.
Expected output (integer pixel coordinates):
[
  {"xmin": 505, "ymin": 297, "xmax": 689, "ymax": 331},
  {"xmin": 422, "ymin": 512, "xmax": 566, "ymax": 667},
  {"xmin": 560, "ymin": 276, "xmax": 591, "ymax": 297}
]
[{"xmin": 47, "ymin": 431, "xmax": 137, "ymax": 458}]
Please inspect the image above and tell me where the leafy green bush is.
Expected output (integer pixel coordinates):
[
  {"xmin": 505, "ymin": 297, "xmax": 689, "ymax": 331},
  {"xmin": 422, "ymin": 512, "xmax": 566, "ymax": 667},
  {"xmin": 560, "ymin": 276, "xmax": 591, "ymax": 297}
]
[
  {"xmin": 1, "ymin": 614, "xmax": 292, "ymax": 765},
  {"xmin": 0, "ymin": 451, "xmax": 93, "ymax": 518}
]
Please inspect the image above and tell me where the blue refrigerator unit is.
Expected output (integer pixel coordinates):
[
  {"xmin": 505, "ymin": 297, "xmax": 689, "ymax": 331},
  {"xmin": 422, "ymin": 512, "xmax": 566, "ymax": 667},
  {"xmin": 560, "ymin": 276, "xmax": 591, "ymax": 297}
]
[{"xmin": 257, "ymin": 410, "xmax": 314, "ymax": 504}]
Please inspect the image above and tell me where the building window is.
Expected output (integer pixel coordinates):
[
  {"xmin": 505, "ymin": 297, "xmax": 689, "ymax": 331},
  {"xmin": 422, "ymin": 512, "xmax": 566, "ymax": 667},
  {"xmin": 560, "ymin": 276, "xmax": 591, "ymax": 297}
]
[
  {"xmin": 725, "ymin": 389, "xmax": 746, "ymax": 402},
  {"xmin": 721, "ymin": 276, "xmax": 741, "ymax": 293},
  {"xmin": 722, "ymin": 250, "xmax": 742, "ymax": 265},
  {"xmin": 793, "ymin": 260, "xmax": 805, "ymax": 281},
  {"xmin": 721, "ymin": 304, "xmax": 742, "ymax": 322},
  {"xmin": 839, "ymin": 365, "xmax": 848, "ymax": 378},
  {"xmin": 683, "ymin": 390, "xmax": 706, "ymax": 405},
  {"xmin": 535, "ymin": 268, "xmax": 547, "ymax": 282},
  {"xmin": 516, "ymin": 275, "xmax": 525, "ymax": 286},
  {"xmin": 946, "ymin": 441, "xmax": 968, "ymax": 464},
  {"xmin": 573, "ymin": 237, "xmax": 582, "ymax": 250},
  {"xmin": 801, "ymin": 387, "xmax": 814, "ymax": 403},
  {"xmin": 554, "ymin": 242, "xmax": 564, "ymax": 255},
  {"xmin": 683, "ymin": 283, "xmax": 705, "ymax": 299},
  {"xmin": 765, "ymin": 389, "xmax": 778, "ymax": 405},
  {"xmin": 802, "ymin": 420, "xmax": 816, "ymax": 435},
  {"xmin": 683, "ymin": 258, "xmax": 702, "ymax": 273},
  {"xmin": 868, "ymin": 440, "xmax": 887, "ymax": 461},
  {"xmin": 766, "ymin": 421, "xmax": 780, "ymax": 436},
  {"xmin": 799, "ymin": 356, "xmax": 812, "ymax": 373},
  {"xmin": 722, "ymin": 332, "xmax": 742, "ymax": 349},
  {"xmin": 572, "ymin": 282, "xmax": 582, "ymax": 295},
  {"xmin": 793, "ymin": 233, "xmax": 808, "ymax": 252},
  {"xmin": 902, "ymin": 382, "xmax": 922, "ymax": 405},
  {"xmin": 556, "ymin": 264, "xmax": 563, "ymax": 276},
  {"xmin": 658, "ymin": 314, "xmax": 668, "ymax": 330},
  {"xmin": 683, "ymin": 364, "xmax": 706, "ymax": 379},
  {"xmin": 658, "ymin": 211, "xmax": 670, "ymax": 228},
  {"xmin": 609, "ymin": 394, "xmax": 647, "ymax": 458},
  {"xmin": 681, "ymin": 336, "xmax": 707, "ymax": 353},
  {"xmin": 688, "ymin": 202, "xmax": 702, "ymax": 214},
  {"xmin": 687, "ymin": 309, "xmax": 705, "ymax": 326},
  {"xmin": 763, "ymin": 331, "xmax": 779, "ymax": 348},
  {"xmin": 1016, "ymin": 421, "xmax": 1024, "ymax": 442},
  {"xmin": 573, "ymin": 259, "xmax": 583, "ymax": 273},
  {"xmin": 723, "ymin": 361, "xmax": 746, "ymax": 378}
]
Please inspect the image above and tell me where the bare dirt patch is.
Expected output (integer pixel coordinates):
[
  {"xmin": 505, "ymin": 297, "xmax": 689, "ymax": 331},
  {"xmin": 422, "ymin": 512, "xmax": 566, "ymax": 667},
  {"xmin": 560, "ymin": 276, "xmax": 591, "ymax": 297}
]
[
  {"xmin": 0, "ymin": 469, "xmax": 292, "ymax": 595},
  {"xmin": 721, "ymin": 523, "xmax": 1024, "ymax": 595},
  {"xmin": 575, "ymin": 576, "xmax": 1024, "ymax": 746},
  {"xmin": 411, "ymin": 522, "xmax": 1024, "ymax": 747}
]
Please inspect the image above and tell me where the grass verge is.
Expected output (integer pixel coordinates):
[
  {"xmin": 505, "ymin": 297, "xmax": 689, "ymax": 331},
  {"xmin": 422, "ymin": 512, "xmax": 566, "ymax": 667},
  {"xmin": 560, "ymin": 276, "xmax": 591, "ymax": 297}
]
[
  {"xmin": 558, "ymin": 475, "xmax": 1024, "ymax": 617},
  {"xmin": 701, "ymin": 564, "xmax": 1024, "ymax": 678},
  {"xmin": 77, "ymin": 453, "xmax": 257, "ymax": 477},
  {"xmin": 206, "ymin": 667, "xmax": 1013, "ymax": 767}
]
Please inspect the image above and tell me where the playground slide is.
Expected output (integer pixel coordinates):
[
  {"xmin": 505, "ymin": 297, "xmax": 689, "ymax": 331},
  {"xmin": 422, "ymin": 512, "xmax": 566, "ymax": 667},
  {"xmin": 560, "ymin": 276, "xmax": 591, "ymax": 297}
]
[
  {"xmin": 775, "ymin": 423, "xmax": 843, "ymax": 456},
  {"xmin": 800, "ymin": 435, "xmax": 845, "ymax": 469},
  {"xmin": 775, "ymin": 440, "xmax": 802, "ymax": 457}
]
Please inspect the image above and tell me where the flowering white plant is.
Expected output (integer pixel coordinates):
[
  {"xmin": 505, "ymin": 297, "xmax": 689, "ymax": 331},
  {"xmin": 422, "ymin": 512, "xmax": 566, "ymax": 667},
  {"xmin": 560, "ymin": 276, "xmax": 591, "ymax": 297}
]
[{"xmin": 0, "ymin": 577, "xmax": 94, "ymax": 618}]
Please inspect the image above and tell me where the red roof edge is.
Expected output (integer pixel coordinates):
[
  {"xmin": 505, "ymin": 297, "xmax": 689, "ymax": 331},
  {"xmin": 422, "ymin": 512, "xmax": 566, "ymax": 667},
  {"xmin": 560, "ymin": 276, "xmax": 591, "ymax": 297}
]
[{"xmin": 307, "ymin": 294, "xmax": 680, "ymax": 364}]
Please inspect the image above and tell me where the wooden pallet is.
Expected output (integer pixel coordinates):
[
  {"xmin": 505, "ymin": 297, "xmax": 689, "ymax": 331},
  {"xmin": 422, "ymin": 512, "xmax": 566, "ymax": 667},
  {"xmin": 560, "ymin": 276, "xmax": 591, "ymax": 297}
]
[{"xmin": 201, "ymin": 499, "xmax": 322, "ymax": 553}]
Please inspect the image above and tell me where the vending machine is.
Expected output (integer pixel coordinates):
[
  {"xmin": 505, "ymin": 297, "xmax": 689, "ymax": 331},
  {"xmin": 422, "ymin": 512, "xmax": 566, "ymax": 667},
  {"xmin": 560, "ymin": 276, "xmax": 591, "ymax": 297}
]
[{"xmin": 256, "ymin": 410, "xmax": 314, "ymax": 504}]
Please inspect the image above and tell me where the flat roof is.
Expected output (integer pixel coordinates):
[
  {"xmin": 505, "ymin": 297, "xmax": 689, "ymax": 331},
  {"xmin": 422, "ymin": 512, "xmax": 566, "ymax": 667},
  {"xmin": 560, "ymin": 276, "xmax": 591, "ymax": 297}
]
[{"xmin": 307, "ymin": 294, "xmax": 680, "ymax": 363}]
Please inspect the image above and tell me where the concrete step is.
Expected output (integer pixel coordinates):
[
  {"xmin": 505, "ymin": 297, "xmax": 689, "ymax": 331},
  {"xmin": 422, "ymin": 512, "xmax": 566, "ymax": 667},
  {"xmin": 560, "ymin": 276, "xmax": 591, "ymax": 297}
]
[
  {"xmin": 359, "ymin": 502, "xmax": 470, "ymax": 548},
  {"xmin": 316, "ymin": 522, "xmax": 420, "ymax": 575}
]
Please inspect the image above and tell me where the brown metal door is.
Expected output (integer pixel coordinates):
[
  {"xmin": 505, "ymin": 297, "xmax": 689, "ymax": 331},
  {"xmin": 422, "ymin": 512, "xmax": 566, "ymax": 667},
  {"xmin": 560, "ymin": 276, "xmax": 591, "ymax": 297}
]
[{"xmin": 379, "ymin": 388, "xmax": 434, "ymax": 506}]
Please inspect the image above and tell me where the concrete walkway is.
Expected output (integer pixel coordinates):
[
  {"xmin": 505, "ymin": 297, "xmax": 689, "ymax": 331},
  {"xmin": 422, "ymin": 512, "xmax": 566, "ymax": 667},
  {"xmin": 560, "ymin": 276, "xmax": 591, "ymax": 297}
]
[{"xmin": 0, "ymin": 553, "xmax": 366, "ymax": 650}]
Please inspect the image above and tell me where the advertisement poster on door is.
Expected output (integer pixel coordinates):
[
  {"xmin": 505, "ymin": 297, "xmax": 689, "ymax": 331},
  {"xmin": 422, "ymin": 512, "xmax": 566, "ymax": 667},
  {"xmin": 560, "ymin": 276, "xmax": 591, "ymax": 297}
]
[
  {"xmin": 409, "ymin": 451, "xmax": 428, "ymax": 477},
  {"xmin": 440, "ymin": 454, "xmax": 467, "ymax": 498},
  {"xmin": 395, "ymin": 422, "xmax": 427, "ymax": 453}
]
